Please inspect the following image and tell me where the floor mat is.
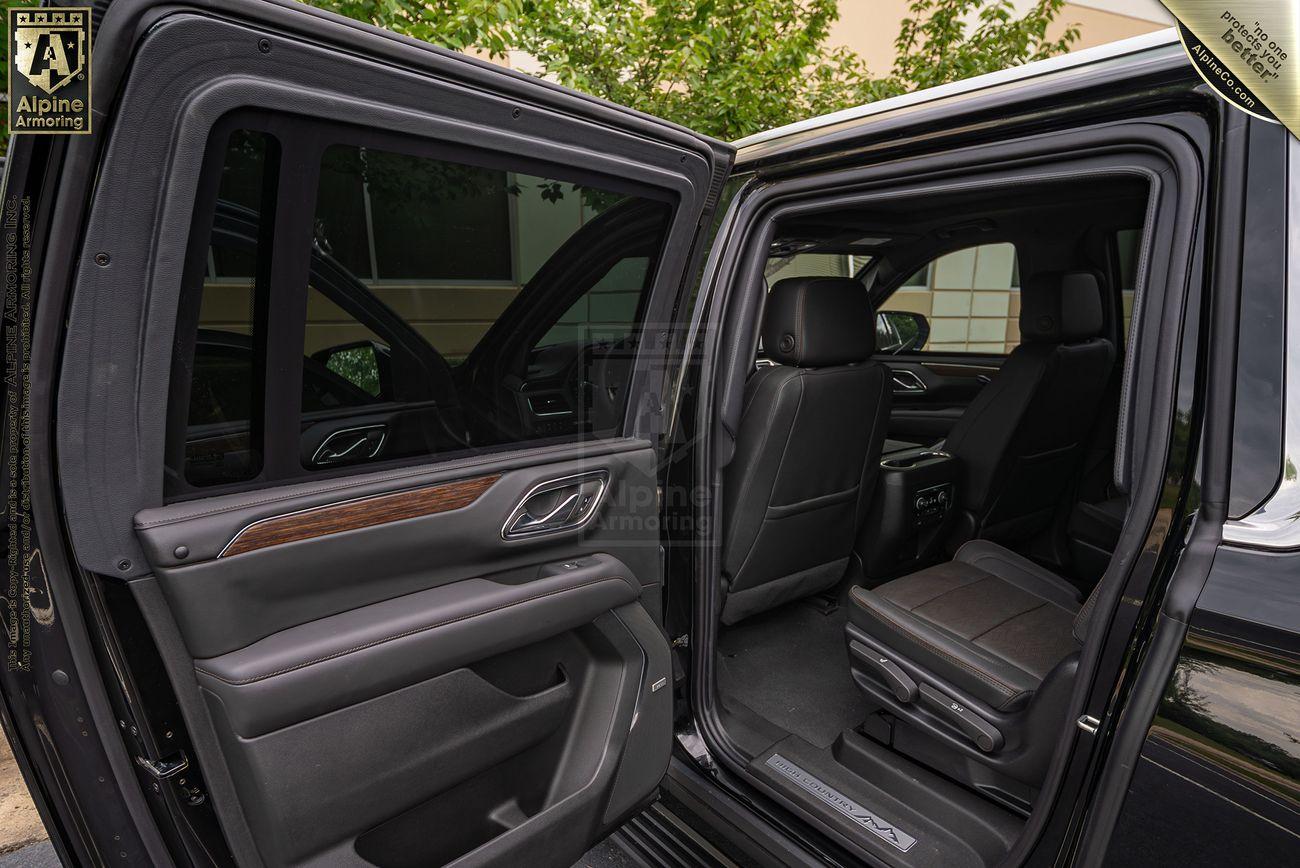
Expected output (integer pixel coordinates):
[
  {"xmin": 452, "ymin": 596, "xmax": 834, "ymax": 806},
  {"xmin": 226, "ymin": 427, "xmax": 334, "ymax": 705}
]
[{"xmin": 718, "ymin": 600, "xmax": 868, "ymax": 748}]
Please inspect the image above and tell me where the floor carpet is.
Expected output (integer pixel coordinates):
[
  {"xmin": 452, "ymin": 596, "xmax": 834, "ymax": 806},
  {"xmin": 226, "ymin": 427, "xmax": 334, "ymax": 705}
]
[{"xmin": 717, "ymin": 599, "xmax": 868, "ymax": 748}]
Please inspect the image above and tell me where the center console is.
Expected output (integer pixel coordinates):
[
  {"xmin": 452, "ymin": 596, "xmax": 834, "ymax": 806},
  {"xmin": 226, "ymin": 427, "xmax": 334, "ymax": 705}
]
[{"xmin": 861, "ymin": 447, "xmax": 958, "ymax": 580}]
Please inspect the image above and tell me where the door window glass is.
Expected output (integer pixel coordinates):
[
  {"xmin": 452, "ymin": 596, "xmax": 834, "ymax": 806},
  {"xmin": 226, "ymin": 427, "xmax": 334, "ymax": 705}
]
[
  {"xmin": 536, "ymin": 255, "xmax": 652, "ymax": 349},
  {"xmin": 177, "ymin": 130, "xmax": 278, "ymax": 488},
  {"xmin": 168, "ymin": 125, "xmax": 674, "ymax": 495}
]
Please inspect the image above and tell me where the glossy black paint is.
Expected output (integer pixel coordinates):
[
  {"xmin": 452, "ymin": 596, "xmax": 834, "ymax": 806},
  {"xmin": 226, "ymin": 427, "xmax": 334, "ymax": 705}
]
[
  {"xmin": 1106, "ymin": 547, "xmax": 1300, "ymax": 866},
  {"xmin": 1103, "ymin": 114, "xmax": 1300, "ymax": 866},
  {"xmin": 1228, "ymin": 123, "xmax": 1287, "ymax": 519}
]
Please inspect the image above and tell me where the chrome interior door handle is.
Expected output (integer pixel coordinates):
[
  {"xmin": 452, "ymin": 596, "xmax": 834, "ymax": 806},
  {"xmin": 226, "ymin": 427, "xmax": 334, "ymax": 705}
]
[
  {"xmin": 891, "ymin": 369, "xmax": 927, "ymax": 393},
  {"xmin": 312, "ymin": 424, "xmax": 387, "ymax": 466},
  {"xmin": 502, "ymin": 471, "xmax": 609, "ymax": 539}
]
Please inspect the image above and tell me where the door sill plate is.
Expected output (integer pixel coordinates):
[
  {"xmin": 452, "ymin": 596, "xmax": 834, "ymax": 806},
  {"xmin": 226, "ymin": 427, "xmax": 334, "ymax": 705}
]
[{"xmin": 765, "ymin": 753, "xmax": 917, "ymax": 853}]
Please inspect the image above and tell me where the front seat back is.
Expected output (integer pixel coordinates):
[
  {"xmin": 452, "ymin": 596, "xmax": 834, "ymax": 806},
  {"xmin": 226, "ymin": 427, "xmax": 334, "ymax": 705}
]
[
  {"xmin": 945, "ymin": 270, "xmax": 1115, "ymax": 545},
  {"xmin": 721, "ymin": 277, "xmax": 891, "ymax": 624}
]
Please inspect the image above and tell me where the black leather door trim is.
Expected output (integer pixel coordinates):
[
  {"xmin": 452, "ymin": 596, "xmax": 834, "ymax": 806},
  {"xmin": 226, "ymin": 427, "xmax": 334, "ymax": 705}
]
[{"xmin": 195, "ymin": 556, "xmax": 638, "ymax": 736}]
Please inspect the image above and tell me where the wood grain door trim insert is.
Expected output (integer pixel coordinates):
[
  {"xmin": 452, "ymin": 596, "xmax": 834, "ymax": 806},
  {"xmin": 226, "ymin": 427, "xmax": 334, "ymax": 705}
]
[
  {"xmin": 219, "ymin": 474, "xmax": 501, "ymax": 558},
  {"xmin": 922, "ymin": 362, "xmax": 1001, "ymax": 378}
]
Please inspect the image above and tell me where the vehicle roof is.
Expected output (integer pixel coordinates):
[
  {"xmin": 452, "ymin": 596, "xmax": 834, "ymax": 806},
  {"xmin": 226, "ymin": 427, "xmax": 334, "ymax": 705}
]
[{"xmin": 735, "ymin": 28, "xmax": 1185, "ymax": 163}]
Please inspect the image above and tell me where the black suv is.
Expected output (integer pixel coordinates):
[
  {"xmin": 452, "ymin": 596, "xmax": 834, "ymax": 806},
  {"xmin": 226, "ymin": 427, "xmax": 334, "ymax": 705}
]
[{"xmin": 1, "ymin": 3, "xmax": 1295, "ymax": 867}]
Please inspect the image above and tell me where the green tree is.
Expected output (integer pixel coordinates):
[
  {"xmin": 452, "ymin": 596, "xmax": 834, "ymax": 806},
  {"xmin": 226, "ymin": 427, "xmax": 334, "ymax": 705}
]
[
  {"xmin": 889, "ymin": 0, "xmax": 1079, "ymax": 94},
  {"xmin": 304, "ymin": 0, "xmax": 1079, "ymax": 141},
  {"xmin": 0, "ymin": 1, "xmax": 1078, "ymax": 151}
]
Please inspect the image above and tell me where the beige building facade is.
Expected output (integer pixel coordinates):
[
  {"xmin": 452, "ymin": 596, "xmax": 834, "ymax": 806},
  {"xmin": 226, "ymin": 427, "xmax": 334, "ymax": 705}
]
[{"xmin": 828, "ymin": 0, "xmax": 1172, "ymax": 77}]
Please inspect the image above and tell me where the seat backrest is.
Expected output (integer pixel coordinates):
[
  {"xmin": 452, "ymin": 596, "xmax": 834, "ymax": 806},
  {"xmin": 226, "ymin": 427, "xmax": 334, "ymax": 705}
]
[
  {"xmin": 945, "ymin": 271, "xmax": 1115, "ymax": 545},
  {"xmin": 721, "ymin": 277, "xmax": 890, "ymax": 624}
]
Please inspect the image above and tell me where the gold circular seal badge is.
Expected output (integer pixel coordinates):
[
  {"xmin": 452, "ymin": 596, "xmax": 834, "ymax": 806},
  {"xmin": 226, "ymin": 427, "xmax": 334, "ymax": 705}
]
[
  {"xmin": 1177, "ymin": 21, "xmax": 1280, "ymax": 124},
  {"xmin": 1161, "ymin": 1, "xmax": 1294, "ymax": 132}
]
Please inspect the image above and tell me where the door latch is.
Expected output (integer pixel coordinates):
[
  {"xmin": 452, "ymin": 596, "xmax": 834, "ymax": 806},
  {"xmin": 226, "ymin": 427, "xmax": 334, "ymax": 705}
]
[{"xmin": 135, "ymin": 751, "xmax": 189, "ymax": 780}]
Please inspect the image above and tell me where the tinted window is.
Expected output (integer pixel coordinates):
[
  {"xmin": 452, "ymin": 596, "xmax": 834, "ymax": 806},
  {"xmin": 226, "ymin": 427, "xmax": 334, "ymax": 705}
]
[
  {"xmin": 168, "ymin": 124, "xmax": 673, "ymax": 495},
  {"xmin": 536, "ymin": 255, "xmax": 652, "ymax": 349},
  {"xmin": 316, "ymin": 146, "xmax": 514, "ymax": 282},
  {"xmin": 176, "ymin": 130, "xmax": 278, "ymax": 487}
]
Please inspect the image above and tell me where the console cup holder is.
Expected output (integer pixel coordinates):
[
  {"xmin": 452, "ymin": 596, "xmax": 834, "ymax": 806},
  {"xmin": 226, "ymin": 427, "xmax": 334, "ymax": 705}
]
[{"xmin": 881, "ymin": 451, "xmax": 949, "ymax": 469}]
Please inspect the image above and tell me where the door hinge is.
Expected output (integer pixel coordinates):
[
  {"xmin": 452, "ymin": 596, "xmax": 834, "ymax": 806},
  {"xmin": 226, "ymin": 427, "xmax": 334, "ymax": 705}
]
[
  {"xmin": 135, "ymin": 751, "xmax": 189, "ymax": 780},
  {"xmin": 1076, "ymin": 714, "xmax": 1101, "ymax": 735}
]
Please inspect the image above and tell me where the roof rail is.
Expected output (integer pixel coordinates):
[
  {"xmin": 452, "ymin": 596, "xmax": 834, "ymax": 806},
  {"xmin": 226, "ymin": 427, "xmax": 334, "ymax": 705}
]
[{"xmin": 734, "ymin": 28, "xmax": 1180, "ymax": 149}]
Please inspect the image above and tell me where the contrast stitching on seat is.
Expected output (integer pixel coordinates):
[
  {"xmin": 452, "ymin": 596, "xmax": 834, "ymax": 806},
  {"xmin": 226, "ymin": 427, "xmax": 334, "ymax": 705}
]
[
  {"xmin": 850, "ymin": 588, "xmax": 1019, "ymax": 699},
  {"xmin": 194, "ymin": 576, "xmax": 622, "ymax": 686},
  {"xmin": 962, "ymin": 546, "xmax": 1081, "ymax": 608},
  {"xmin": 1074, "ymin": 584, "xmax": 1102, "ymax": 639},
  {"xmin": 970, "ymin": 601, "xmax": 1048, "ymax": 642},
  {"xmin": 883, "ymin": 566, "xmax": 986, "ymax": 611},
  {"xmin": 905, "ymin": 571, "xmax": 994, "ymax": 612}
]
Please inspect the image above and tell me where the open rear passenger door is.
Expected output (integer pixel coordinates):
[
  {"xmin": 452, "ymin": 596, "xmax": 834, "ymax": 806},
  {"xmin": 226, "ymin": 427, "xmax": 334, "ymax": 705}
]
[{"xmin": 34, "ymin": 2, "xmax": 731, "ymax": 865}]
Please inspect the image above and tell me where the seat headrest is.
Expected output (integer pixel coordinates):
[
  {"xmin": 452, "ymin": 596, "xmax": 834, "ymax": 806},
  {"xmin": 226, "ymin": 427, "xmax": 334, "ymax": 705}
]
[
  {"xmin": 762, "ymin": 277, "xmax": 875, "ymax": 367},
  {"xmin": 1019, "ymin": 271, "xmax": 1104, "ymax": 343}
]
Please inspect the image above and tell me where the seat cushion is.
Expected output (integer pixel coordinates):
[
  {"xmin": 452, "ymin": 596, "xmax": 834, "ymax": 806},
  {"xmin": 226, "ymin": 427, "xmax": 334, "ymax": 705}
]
[{"xmin": 849, "ymin": 541, "xmax": 1081, "ymax": 710}]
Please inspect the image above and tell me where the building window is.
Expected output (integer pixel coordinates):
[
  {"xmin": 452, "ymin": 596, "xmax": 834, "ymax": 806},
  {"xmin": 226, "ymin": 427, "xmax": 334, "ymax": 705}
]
[{"xmin": 881, "ymin": 243, "xmax": 1021, "ymax": 354}]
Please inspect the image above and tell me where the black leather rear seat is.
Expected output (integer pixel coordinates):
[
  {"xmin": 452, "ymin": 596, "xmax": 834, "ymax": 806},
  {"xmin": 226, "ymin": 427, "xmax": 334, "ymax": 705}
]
[
  {"xmin": 846, "ymin": 540, "xmax": 1099, "ymax": 791},
  {"xmin": 849, "ymin": 541, "xmax": 1080, "ymax": 711}
]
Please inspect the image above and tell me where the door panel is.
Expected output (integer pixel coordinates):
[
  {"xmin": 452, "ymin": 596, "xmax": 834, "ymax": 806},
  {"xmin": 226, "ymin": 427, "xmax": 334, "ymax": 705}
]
[
  {"xmin": 131, "ymin": 441, "xmax": 670, "ymax": 866},
  {"xmin": 46, "ymin": 3, "xmax": 730, "ymax": 865},
  {"xmin": 879, "ymin": 355, "xmax": 1004, "ymax": 442},
  {"xmin": 134, "ymin": 445, "xmax": 657, "ymax": 658}
]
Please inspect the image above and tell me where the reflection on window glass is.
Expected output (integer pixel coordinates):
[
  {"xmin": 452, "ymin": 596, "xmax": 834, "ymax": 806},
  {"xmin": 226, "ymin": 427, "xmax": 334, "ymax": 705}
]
[
  {"xmin": 299, "ymin": 145, "xmax": 666, "ymax": 468},
  {"xmin": 316, "ymin": 147, "xmax": 513, "ymax": 281},
  {"xmin": 311, "ymin": 144, "xmax": 632, "ymax": 363},
  {"xmin": 302, "ymin": 287, "xmax": 387, "ymax": 412},
  {"xmin": 182, "ymin": 130, "xmax": 278, "ymax": 487},
  {"xmin": 880, "ymin": 243, "xmax": 1020, "ymax": 355},
  {"xmin": 325, "ymin": 347, "xmax": 382, "ymax": 397},
  {"xmin": 170, "ymin": 126, "xmax": 674, "ymax": 496},
  {"xmin": 537, "ymin": 255, "xmax": 651, "ymax": 348}
]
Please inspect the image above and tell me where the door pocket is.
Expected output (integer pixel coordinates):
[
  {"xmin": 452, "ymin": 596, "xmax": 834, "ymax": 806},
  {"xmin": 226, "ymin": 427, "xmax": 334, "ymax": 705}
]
[{"xmin": 206, "ymin": 663, "xmax": 575, "ymax": 866}]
